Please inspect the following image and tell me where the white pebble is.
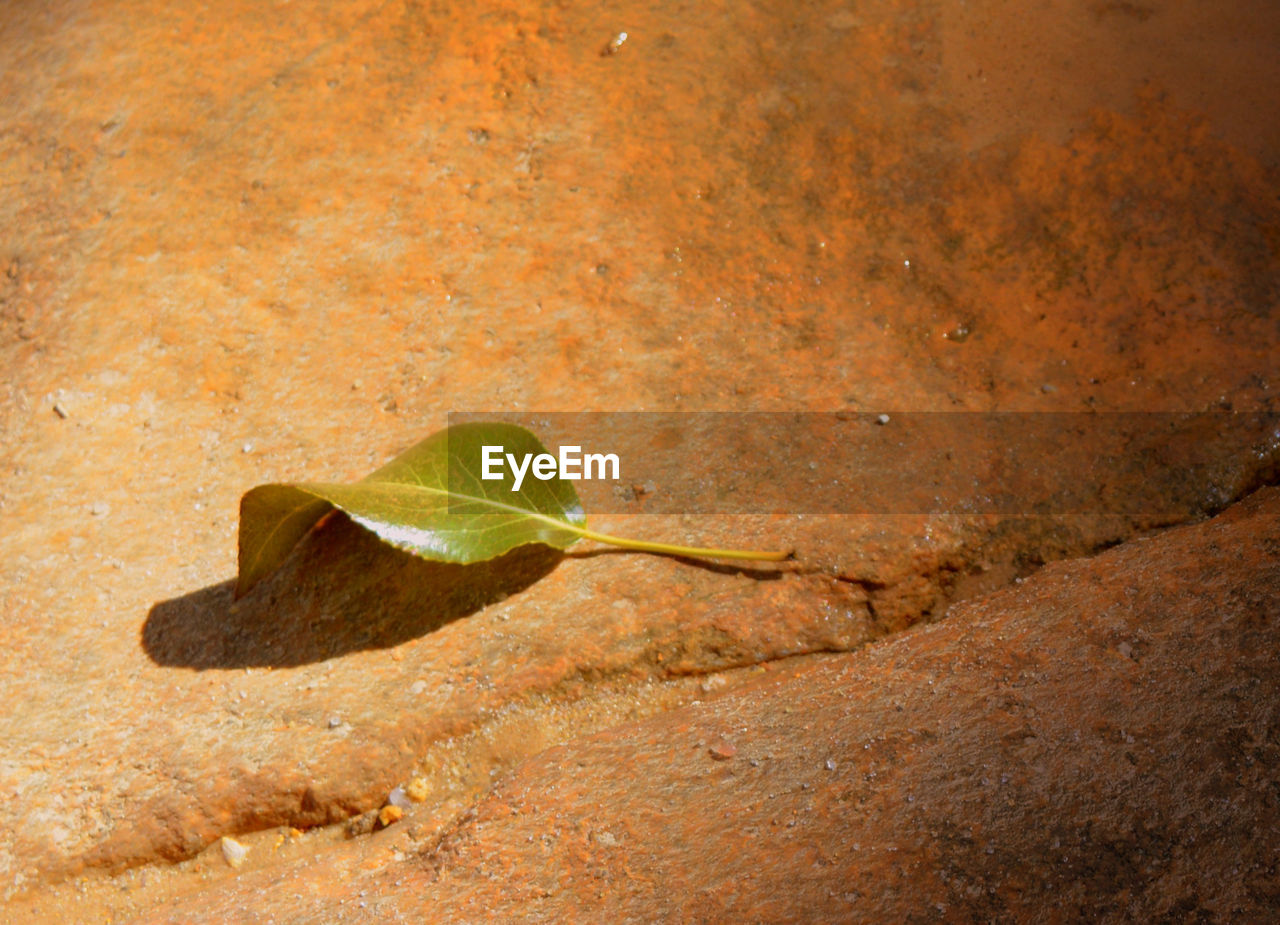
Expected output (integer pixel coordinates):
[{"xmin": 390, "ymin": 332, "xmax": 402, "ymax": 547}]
[{"xmin": 220, "ymin": 836, "xmax": 249, "ymax": 868}]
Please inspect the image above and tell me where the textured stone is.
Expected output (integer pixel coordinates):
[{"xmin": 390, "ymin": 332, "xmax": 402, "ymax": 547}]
[
  {"xmin": 0, "ymin": 0, "xmax": 1278, "ymax": 918},
  {"xmin": 113, "ymin": 486, "xmax": 1280, "ymax": 923}
]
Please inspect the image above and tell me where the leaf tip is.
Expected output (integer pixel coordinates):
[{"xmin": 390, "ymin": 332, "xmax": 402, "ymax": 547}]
[{"xmin": 232, "ymin": 563, "xmax": 264, "ymax": 600}]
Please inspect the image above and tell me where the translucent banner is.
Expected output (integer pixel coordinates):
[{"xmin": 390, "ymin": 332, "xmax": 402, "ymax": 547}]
[{"xmin": 447, "ymin": 412, "xmax": 1280, "ymax": 515}]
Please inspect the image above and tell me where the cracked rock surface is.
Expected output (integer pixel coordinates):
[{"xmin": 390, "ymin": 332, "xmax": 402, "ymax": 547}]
[
  {"xmin": 119, "ymin": 486, "xmax": 1280, "ymax": 923},
  {"xmin": 1, "ymin": 0, "xmax": 1277, "ymax": 920}
]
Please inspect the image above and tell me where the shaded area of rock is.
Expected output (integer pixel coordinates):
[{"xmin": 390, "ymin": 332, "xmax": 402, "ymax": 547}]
[
  {"xmin": 142, "ymin": 515, "xmax": 565, "ymax": 668},
  {"xmin": 411, "ymin": 488, "xmax": 1280, "ymax": 921}
]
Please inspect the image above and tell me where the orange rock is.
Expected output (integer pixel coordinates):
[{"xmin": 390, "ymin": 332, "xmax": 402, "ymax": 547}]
[
  {"xmin": 114, "ymin": 489, "xmax": 1280, "ymax": 923},
  {"xmin": 1, "ymin": 0, "xmax": 1277, "ymax": 919}
]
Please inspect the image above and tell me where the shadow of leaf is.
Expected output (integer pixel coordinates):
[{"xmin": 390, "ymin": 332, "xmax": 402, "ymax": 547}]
[
  {"xmin": 142, "ymin": 512, "xmax": 563, "ymax": 669},
  {"xmin": 565, "ymin": 546, "xmax": 791, "ymax": 580}
]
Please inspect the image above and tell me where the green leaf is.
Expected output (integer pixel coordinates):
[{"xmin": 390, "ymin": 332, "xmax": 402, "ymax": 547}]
[{"xmin": 236, "ymin": 422, "xmax": 790, "ymax": 598}]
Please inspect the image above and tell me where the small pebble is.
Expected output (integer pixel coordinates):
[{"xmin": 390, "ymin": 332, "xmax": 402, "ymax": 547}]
[
  {"xmin": 53, "ymin": 402, "xmax": 69, "ymax": 419},
  {"xmin": 220, "ymin": 836, "xmax": 249, "ymax": 869},
  {"xmin": 699, "ymin": 676, "xmax": 727, "ymax": 695},
  {"xmin": 242, "ymin": 441, "xmax": 253, "ymax": 453},
  {"xmin": 824, "ymin": 758, "xmax": 837, "ymax": 771},
  {"xmin": 346, "ymin": 811, "xmax": 378, "ymax": 837},
  {"xmin": 328, "ymin": 716, "xmax": 342, "ymax": 729},
  {"xmin": 387, "ymin": 786, "xmax": 412, "ymax": 810},
  {"xmin": 409, "ymin": 680, "xmax": 428, "ymax": 695},
  {"xmin": 709, "ymin": 739, "xmax": 737, "ymax": 761},
  {"xmin": 405, "ymin": 777, "xmax": 431, "ymax": 802},
  {"xmin": 378, "ymin": 805, "xmax": 404, "ymax": 827},
  {"xmin": 876, "ymin": 413, "xmax": 890, "ymax": 425},
  {"xmin": 601, "ymin": 31, "xmax": 628, "ymax": 56}
]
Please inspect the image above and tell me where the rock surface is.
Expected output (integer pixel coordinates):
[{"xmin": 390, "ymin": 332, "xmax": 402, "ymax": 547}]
[
  {"xmin": 109, "ymin": 486, "xmax": 1280, "ymax": 923},
  {"xmin": 0, "ymin": 0, "xmax": 1277, "ymax": 920}
]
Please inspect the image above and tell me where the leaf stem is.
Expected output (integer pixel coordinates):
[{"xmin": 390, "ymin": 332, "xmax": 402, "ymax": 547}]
[{"xmin": 574, "ymin": 526, "xmax": 793, "ymax": 562}]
